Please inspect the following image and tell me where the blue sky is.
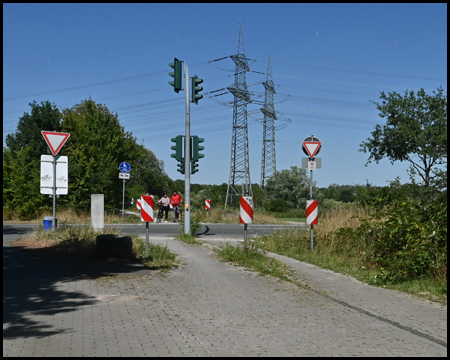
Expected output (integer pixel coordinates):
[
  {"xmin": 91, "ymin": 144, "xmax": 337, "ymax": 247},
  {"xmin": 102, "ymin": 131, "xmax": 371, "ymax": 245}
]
[{"xmin": 3, "ymin": 3, "xmax": 447, "ymax": 188}]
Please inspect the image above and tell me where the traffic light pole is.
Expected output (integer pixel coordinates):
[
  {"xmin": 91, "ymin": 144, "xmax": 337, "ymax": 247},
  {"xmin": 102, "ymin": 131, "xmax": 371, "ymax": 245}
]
[{"xmin": 184, "ymin": 63, "xmax": 191, "ymax": 235}]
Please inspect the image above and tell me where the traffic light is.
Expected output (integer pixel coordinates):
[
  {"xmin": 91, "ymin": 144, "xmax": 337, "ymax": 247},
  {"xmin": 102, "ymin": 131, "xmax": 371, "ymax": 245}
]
[
  {"xmin": 191, "ymin": 75, "xmax": 203, "ymax": 104},
  {"xmin": 169, "ymin": 58, "xmax": 182, "ymax": 93},
  {"xmin": 191, "ymin": 161, "xmax": 199, "ymax": 174},
  {"xmin": 191, "ymin": 135, "xmax": 205, "ymax": 161},
  {"xmin": 177, "ymin": 161, "xmax": 185, "ymax": 174},
  {"xmin": 171, "ymin": 135, "xmax": 183, "ymax": 161}
]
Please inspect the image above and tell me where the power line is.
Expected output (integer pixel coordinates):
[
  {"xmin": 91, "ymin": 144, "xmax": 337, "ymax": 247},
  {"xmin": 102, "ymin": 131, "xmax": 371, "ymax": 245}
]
[
  {"xmin": 273, "ymin": 61, "xmax": 447, "ymax": 82},
  {"xmin": 3, "ymin": 70, "xmax": 167, "ymax": 101}
]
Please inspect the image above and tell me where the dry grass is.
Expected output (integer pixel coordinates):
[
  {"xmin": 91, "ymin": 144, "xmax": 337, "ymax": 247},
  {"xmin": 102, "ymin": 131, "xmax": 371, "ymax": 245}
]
[
  {"xmin": 3, "ymin": 208, "xmax": 143, "ymax": 225},
  {"xmin": 317, "ymin": 204, "xmax": 368, "ymax": 233},
  {"xmin": 5, "ymin": 206, "xmax": 283, "ymax": 225},
  {"xmin": 314, "ymin": 204, "xmax": 368, "ymax": 249},
  {"xmin": 48, "ymin": 208, "xmax": 92, "ymax": 224}
]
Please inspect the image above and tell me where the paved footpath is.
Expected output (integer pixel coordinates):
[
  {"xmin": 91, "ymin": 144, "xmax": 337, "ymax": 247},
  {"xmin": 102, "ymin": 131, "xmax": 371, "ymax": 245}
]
[{"xmin": 3, "ymin": 231, "xmax": 447, "ymax": 357}]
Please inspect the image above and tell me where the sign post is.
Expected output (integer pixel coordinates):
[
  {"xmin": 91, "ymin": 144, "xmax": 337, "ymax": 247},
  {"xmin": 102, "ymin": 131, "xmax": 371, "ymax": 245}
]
[
  {"xmin": 119, "ymin": 162, "xmax": 131, "ymax": 217},
  {"xmin": 140, "ymin": 195, "xmax": 154, "ymax": 249},
  {"xmin": 240, "ymin": 196, "xmax": 254, "ymax": 250},
  {"xmin": 41, "ymin": 131, "xmax": 70, "ymax": 230},
  {"xmin": 302, "ymin": 135, "xmax": 322, "ymax": 250}
]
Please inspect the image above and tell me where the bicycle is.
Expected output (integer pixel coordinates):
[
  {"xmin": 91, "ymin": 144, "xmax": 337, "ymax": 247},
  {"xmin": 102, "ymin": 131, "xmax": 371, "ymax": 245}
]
[
  {"xmin": 171, "ymin": 205, "xmax": 182, "ymax": 223},
  {"xmin": 155, "ymin": 206, "xmax": 164, "ymax": 223}
]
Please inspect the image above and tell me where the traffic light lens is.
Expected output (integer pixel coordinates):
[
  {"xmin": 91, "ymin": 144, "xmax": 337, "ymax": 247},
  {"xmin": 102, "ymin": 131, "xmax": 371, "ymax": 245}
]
[
  {"xmin": 191, "ymin": 75, "xmax": 203, "ymax": 104},
  {"xmin": 169, "ymin": 58, "xmax": 182, "ymax": 93}
]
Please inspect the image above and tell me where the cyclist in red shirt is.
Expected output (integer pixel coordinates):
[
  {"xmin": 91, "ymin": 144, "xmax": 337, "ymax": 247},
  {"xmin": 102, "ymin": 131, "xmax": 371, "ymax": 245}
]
[{"xmin": 170, "ymin": 190, "xmax": 183, "ymax": 222}]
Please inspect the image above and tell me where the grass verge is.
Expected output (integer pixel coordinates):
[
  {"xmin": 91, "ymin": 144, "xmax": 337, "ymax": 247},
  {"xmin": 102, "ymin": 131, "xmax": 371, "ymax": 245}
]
[
  {"xmin": 213, "ymin": 242, "xmax": 296, "ymax": 282},
  {"xmin": 11, "ymin": 225, "xmax": 179, "ymax": 271},
  {"xmin": 253, "ymin": 227, "xmax": 446, "ymax": 304}
]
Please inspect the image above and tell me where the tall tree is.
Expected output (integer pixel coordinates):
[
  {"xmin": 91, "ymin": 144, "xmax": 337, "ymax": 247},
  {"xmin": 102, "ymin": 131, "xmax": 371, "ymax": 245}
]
[
  {"xmin": 3, "ymin": 147, "xmax": 50, "ymax": 219},
  {"xmin": 264, "ymin": 166, "xmax": 309, "ymax": 209},
  {"xmin": 60, "ymin": 99, "xmax": 143, "ymax": 212},
  {"xmin": 3, "ymin": 98, "xmax": 174, "ymax": 218},
  {"xmin": 5, "ymin": 100, "xmax": 62, "ymax": 159},
  {"xmin": 360, "ymin": 87, "xmax": 447, "ymax": 188},
  {"xmin": 128, "ymin": 147, "xmax": 174, "ymax": 198},
  {"xmin": 3, "ymin": 101, "xmax": 61, "ymax": 219}
]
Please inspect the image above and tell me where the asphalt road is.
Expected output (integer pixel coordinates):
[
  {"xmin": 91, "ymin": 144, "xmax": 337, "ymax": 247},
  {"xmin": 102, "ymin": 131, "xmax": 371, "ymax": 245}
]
[
  {"xmin": 3, "ymin": 223, "xmax": 447, "ymax": 356},
  {"xmin": 2, "ymin": 222, "xmax": 307, "ymax": 243},
  {"xmin": 114, "ymin": 221, "xmax": 307, "ymax": 241}
]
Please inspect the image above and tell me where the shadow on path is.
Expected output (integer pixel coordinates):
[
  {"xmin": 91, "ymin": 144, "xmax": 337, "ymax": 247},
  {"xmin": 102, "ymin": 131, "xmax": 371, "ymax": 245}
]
[{"xmin": 3, "ymin": 226, "xmax": 156, "ymax": 339}]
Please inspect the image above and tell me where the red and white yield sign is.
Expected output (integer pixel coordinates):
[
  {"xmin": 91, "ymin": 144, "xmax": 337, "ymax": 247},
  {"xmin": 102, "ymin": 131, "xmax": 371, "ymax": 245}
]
[
  {"xmin": 140, "ymin": 195, "xmax": 154, "ymax": 222},
  {"xmin": 306, "ymin": 200, "xmax": 318, "ymax": 225},
  {"xmin": 240, "ymin": 196, "xmax": 254, "ymax": 224},
  {"xmin": 302, "ymin": 137, "xmax": 322, "ymax": 159},
  {"xmin": 41, "ymin": 131, "xmax": 71, "ymax": 156}
]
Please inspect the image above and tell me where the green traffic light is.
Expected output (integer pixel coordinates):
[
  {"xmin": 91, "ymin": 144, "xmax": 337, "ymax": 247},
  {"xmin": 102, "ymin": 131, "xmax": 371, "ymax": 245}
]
[
  {"xmin": 177, "ymin": 161, "xmax": 185, "ymax": 174},
  {"xmin": 169, "ymin": 58, "xmax": 182, "ymax": 93},
  {"xmin": 191, "ymin": 161, "xmax": 199, "ymax": 174},
  {"xmin": 171, "ymin": 135, "xmax": 183, "ymax": 162},
  {"xmin": 191, "ymin": 75, "xmax": 203, "ymax": 104},
  {"xmin": 191, "ymin": 135, "xmax": 205, "ymax": 162}
]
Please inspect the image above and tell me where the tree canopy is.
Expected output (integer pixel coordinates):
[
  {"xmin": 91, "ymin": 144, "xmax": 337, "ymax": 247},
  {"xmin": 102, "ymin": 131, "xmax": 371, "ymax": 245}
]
[
  {"xmin": 3, "ymin": 101, "xmax": 62, "ymax": 219},
  {"xmin": 3, "ymin": 98, "xmax": 173, "ymax": 219},
  {"xmin": 6, "ymin": 100, "xmax": 62, "ymax": 158},
  {"xmin": 360, "ymin": 87, "xmax": 447, "ymax": 188},
  {"xmin": 264, "ymin": 166, "xmax": 310, "ymax": 209}
]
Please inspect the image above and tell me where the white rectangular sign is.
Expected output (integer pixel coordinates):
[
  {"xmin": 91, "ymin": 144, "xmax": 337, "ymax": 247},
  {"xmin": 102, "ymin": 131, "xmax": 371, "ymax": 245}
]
[
  {"xmin": 302, "ymin": 157, "xmax": 321, "ymax": 169},
  {"xmin": 119, "ymin": 172, "xmax": 130, "ymax": 179},
  {"xmin": 40, "ymin": 155, "xmax": 68, "ymax": 195}
]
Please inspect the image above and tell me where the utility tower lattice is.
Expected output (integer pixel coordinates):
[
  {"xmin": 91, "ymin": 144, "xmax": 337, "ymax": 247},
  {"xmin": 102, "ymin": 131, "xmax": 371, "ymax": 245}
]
[
  {"xmin": 225, "ymin": 24, "xmax": 253, "ymax": 208},
  {"xmin": 260, "ymin": 55, "xmax": 277, "ymax": 188}
]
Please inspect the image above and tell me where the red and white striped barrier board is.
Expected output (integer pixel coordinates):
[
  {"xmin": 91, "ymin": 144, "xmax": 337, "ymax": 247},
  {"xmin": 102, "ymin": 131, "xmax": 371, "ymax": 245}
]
[
  {"xmin": 306, "ymin": 200, "xmax": 318, "ymax": 225},
  {"xmin": 205, "ymin": 199, "xmax": 211, "ymax": 210},
  {"xmin": 136, "ymin": 198, "xmax": 141, "ymax": 210},
  {"xmin": 140, "ymin": 195, "xmax": 154, "ymax": 222},
  {"xmin": 239, "ymin": 196, "xmax": 253, "ymax": 224}
]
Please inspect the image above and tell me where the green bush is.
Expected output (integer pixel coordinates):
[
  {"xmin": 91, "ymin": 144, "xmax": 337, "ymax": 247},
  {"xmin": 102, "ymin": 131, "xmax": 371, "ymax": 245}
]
[
  {"xmin": 333, "ymin": 198, "xmax": 447, "ymax": 283},
  {"xmin": 262, "ymin": 198, "xmax": 288, "ymax": 212}
]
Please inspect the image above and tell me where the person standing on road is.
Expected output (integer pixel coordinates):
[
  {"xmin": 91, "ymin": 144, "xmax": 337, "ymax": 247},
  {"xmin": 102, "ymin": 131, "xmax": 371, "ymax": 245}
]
[
  {"xmin": 170, "ymin": 190, "xmax": 183, "ymax": 222},
  {"xmin": 156, "ymin": 192, "xmax": 170, "ymax": 222}
]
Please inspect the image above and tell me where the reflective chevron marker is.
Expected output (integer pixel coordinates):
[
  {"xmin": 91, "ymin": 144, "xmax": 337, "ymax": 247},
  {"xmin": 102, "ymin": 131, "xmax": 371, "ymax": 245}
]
[
  {"xmin": 239, "ymin": 196, "xmax": 253, "ymax": 224},
  {"xmin": 306, "ymin": 200, "xmax": 318, "ymax": 225}
]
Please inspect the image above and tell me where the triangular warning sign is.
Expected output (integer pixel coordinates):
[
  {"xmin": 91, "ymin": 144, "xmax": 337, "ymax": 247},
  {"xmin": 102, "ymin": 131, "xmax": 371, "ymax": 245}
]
[
  {"xmin": 41, "ymin": 131, "xmax": 71, "ymax": 156},
  {"xmin": 302, "ymin": 141, "xmax": 321, "ymax": 158}
]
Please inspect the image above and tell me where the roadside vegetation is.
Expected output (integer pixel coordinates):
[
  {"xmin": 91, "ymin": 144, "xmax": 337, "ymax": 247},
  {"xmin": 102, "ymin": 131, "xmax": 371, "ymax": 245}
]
[
  {"xmin": 4, "ymin": 88, "xmax": 447, "ymax": 303},
  {"xmin": 11, "ymin": 218, "xmax": 179, "ymax": 270},
  {"xmin": 7, "ymin": 178, "xmax": 447, "ymax": 304},
  {"xmin": 212, "ymin": 181, "xmax": 447, "ymax": 304}
]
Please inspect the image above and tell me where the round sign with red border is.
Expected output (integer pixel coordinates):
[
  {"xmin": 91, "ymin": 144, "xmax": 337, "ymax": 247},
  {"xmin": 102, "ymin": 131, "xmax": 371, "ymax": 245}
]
[{"xmin": 302, "ymin": 135, "xmax": 321, "ymax": 159}]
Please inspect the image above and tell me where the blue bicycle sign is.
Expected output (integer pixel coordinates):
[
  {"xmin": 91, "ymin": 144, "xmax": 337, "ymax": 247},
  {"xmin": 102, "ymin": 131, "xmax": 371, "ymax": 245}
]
[{"xmin": 119, "ymin": 162, "xmax": 131, "ymax": 173}]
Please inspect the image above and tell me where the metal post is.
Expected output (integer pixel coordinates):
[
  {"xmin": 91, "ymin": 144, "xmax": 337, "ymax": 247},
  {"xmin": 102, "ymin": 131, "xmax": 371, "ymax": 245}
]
[
  {"xmin": 244, "ymin": 223, "xmax": 248, "ymax": 250},
  {"xmin": 122, "ymin": 179, "xmax": 125, "ymax": 218},
  {"xmin": 52, "ymin": 155, "xmax": 57, "ymax": 230},
  {"xmin": 184, "ymin": 62, "xmax": 191, "ymax": 235},
  {"xmin": 146, "ymin": 221, "xmax": 149, "ymax": 250},
  {"xmin": 310, "ymin": 169, "xmax": 314, "ymax": 251}
]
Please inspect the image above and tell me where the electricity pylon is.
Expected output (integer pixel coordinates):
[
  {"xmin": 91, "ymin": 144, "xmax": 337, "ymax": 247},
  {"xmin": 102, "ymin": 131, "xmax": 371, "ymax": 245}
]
[
  {"xmin": 225, "ymin": 24, "xmax": 253, "ymax": 208},
  {"xmin": 260, "ymin": 55, "xmax": 277, "ymax": 189}
]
